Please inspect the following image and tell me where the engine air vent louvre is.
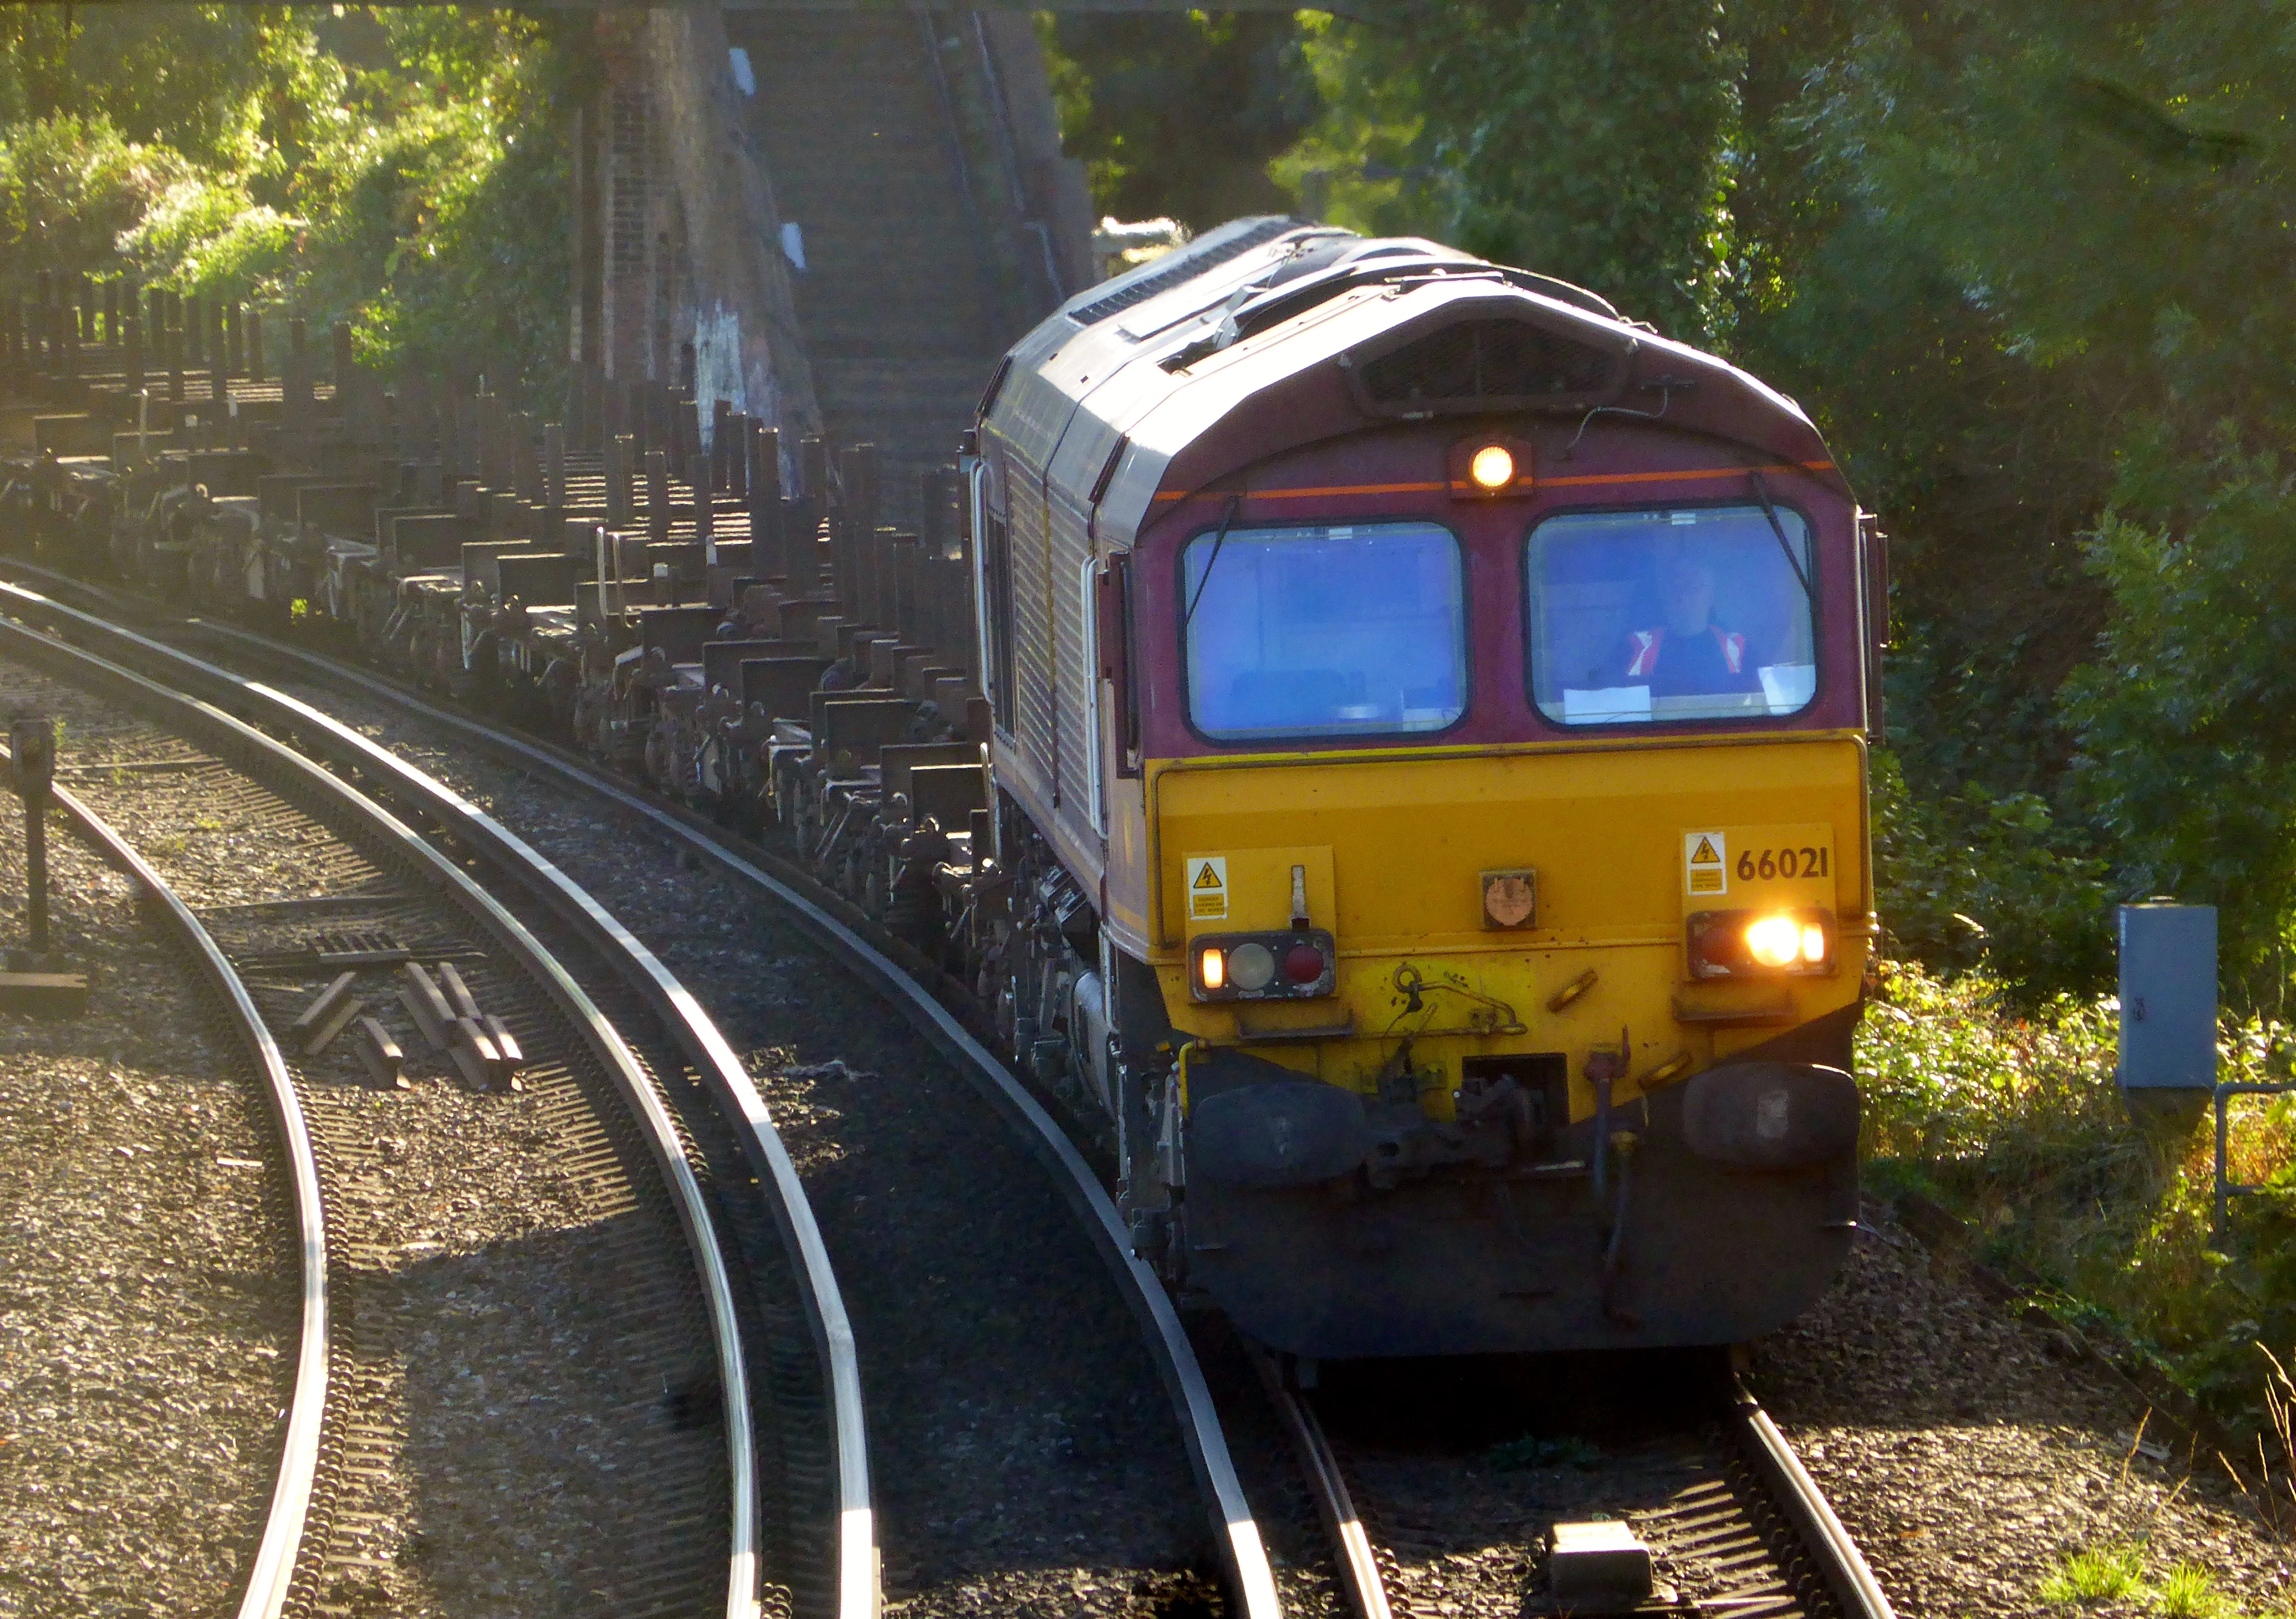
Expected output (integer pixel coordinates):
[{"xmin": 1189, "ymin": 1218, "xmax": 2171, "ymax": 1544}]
[
  {"xmin": 1068, "ymin": 218, "xmax": 1300, "ymax": 328},
  {"xmin": 1357, "ymin": 318, "xmax": 1621, "ymax": 412}
]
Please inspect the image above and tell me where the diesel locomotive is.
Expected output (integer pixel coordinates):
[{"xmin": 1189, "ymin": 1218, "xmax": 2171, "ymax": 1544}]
[
  {"xmin": 967, "ymin": 218, "xmax": 1881, "ymax": 1359},
  {"xmin": 2, "ymin": 217, "xmax": 1881, "ymax": 1365}
]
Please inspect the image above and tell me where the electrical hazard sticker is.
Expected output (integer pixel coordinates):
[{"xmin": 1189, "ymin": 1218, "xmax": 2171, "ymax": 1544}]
[
  {"xmin": 1187, "ymin": 856, "xmax": 1229, "ymax": 921},
  {"xmin": 1685, "ymin": 832, "xmax": 1727, "ymax": 896}
]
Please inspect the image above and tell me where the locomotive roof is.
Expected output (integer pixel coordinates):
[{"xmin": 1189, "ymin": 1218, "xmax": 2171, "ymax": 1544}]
[{"xmin": 980, "ymin": 217, "xmax": 1850, "ymax": 550}]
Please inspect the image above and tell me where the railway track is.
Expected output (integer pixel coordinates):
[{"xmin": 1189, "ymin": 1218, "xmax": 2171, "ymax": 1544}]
[
  {"xmin": 0, "ymin": 598, "xmax": 873, "ymax": 1619},
  {"xmin": 0, "ymin": 733, "xmax": 328, "ymax": 1619},
  {"xmin": 1248, "ymin": 1345, "xmax": 1893, "ymax": 1619},
  {"xmin": 0, "ymin": 560, "xmax": 1898, "ymax": 1619},
  {"xmin": 0, "ymin": 560, "xmax": 1283, "ymax": 1613}
]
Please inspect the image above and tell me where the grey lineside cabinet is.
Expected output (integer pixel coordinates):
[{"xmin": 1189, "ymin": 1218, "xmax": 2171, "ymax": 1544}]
[{"xmin": 2117, "ymin": 902, "xmax": 2218, "ymax": 1091}]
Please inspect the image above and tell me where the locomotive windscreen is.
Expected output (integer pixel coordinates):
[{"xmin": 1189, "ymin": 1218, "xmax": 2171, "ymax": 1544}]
[
  {"xmin": 1526, "ymin": 504, "xmax": 1817, "ymax": 725},
  {"xmin": 1180, "ymin": 521, "xmax": 1466, "ymax": 741}
]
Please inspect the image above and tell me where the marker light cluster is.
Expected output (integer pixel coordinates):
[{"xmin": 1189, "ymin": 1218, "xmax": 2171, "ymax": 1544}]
[
  {"xmin": 1684, "ymin": 908, "xmax": 1835, "ymax": 979},
  {"xmin": 1192, "ymin": 929, "xmax": 1338, "ymax": 1002}
]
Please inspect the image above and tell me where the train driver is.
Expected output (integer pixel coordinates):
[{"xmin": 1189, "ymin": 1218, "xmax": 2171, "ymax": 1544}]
[{"xmin": 1617, "ymin": 548, "xmax": 1765, "ymax": 699}]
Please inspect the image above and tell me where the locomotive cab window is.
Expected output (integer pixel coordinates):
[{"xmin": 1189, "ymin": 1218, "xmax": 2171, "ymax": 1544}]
[
  {"xmin": 1181, "ymin": 521, "xmax": 1467, "ymax": 741},
  {"xmin": 1526, "ymin": 504, "xmax": 1816, "ymax": 726}
]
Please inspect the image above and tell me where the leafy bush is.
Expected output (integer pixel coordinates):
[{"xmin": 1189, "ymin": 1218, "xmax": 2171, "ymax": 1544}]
[
  {"xmin": 1860, "ymin": 958, "xmax": 2296, "ymax": 1432},
  {"xmin": 2063, "ymin": 436, "xmax": 2296, "ymax": 1006},
  {"xmin": 0, "ymin": 6, "xmax": 575, "ymax": 391},
  {"xmin": 0, "ymin": 5, "xmax": 339, "ymax": 174},
  {"xmin": 0, "ymin": 114, "xmax": 188, "ymax": 295},
  {"xmin": 116, "ymin": 173, "xmax": 297, "ymax": 295},
  {"xmin": 1871, "ymin": 748, "xmax": 2112, "ymax": 996}
]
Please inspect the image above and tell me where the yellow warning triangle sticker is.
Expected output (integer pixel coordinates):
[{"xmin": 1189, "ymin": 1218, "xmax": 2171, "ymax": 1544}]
[
  {"xmin": 1690, "ymin": 836, "xmax": 1720, "ymax": 864},
  {"xmin": 1193, "ymin": 862, "xmax": 1222, "ymax": 888}
]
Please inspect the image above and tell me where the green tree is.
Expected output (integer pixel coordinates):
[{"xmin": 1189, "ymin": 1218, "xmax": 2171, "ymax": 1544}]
[
  {"xmin": 0, "ymin": 114, "xmax": 189, "ymax": 296},
  {"xmin": 0, "ymin": 5, "xmax": 340, "ymax": 177},
  {"xmin": 2062, "ymin": 438, "xmax": 2296, "ymax": 998},
  {"xmin": 1039, "ymin": 11, "xmax": 1320, "ymax": 228}
]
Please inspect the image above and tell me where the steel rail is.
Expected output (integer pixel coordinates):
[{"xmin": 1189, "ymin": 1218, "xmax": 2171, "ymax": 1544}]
[
  {"xmin": 0, "ymin": 571, "xmax": 881, "ymax": 1618},
  {"xmin": 1, "ymin": 744, "xmax": 329, "ymax": 1619},
  {"xmin": 1240, "ymin": 1345, "xmax": 1391, "ymax": 1619},
  {"xmin": 1731, "ymin": 1378, "xmax": 1896, "ymax": 1619},
  {"xmin": 0, "ymin": 592, "xmax": 788, "ymax": 1619},
  {"xmin": 65, "ymin": 583, "xmax": 1287, "ymax": 1618}
]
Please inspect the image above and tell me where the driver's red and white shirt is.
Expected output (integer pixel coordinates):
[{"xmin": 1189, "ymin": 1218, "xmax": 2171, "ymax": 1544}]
[{"xmin": 1625, "ymin": 625, "xmax": 1746, "ymax": 678}]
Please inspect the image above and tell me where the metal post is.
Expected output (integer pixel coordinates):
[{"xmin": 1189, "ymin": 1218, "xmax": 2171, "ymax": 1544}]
[
  {"xmin": 2210, "ymin": 1078, "xmax": 2296, "ymax": 1247},
  {"xmin": 544, "ymin": 421, "xmax": 566, "ymax": 516},
  {"xmin": 607, "ymin": 434, "xmax": 634, "ymax": 528},
  {"xmin": 167, "ymin": 292, "xmax": 185, "ymax": 403},
  {"xmin": 2216, "ymin": 1084, "xmax": 2232, "ymax": 1245},
  {"xmin": 691, "ymin": 454, "xmax": 715, "ymax": 560},
  {"xmin": 749, "ymin": 423, "xmax": 782, "ymax": 577},
  {"xmin": 645, "ymin": 448, "xmax": 670, "ymax": 543},
  {"xmin": 724, "ymin": 410, "xmax": 748, "ymax": 499},
  {"xmin": 12, "ymin": 716, "xmax": 55, "ymax": 958}
]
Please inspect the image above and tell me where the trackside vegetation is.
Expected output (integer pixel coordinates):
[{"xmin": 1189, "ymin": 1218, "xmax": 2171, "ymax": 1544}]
[
  {"xmin": 0, "ymin": 4, "xmax": 581, "ymax": 389},
  {"xmin": 1042, "ymin": 2, "xmax": 2296, "ymax": 1450}
]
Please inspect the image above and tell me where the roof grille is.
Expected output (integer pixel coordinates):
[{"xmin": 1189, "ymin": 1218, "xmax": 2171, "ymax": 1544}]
[
  {"xmin": 1356, "ymin": 318, "xmax": 1620, "ymax": 412},
  {"xmin": 1068, "ymin": 218, "xmax": 1300, "ymax": 328}
]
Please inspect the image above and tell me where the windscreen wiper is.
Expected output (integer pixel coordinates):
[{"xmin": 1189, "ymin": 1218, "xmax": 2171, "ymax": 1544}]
[
  {"xmin": 1183, "ymin": 494, "xmax": 1245, "ymax": 629},
  {"xmin": 1749, "ymin": 471, "xmax": 1813, "ymax": 602}
]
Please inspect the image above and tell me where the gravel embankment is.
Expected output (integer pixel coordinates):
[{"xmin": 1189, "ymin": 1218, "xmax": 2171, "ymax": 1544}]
[
  {"xmin": 264, "ymin": 673, "xmax": 1225, "ymax": 1616},
  {"xmin": 0, "ymin": 675, "xmax": 298, "ymax": 1619},
  {"xmin": 0, "ymin": 661, "xmax": 725, "ymax": 1618},
  {"xmin": 1753, "ymin": 1197, "xmax": 2296, "ymax": 1616}
]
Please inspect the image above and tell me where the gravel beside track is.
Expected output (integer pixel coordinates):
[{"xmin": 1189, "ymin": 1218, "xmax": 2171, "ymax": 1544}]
[
  {"xmin": 0, "ymin": 696, "xmax": 297, "ymax": 1619},
  {"xmin": 246, "ymin": 672, "xmax": 1221, "ymax": 1617},
  {"xmin": 0, "ymin": 658, "xmax": 731, "ymax": 1618},
  {"xmin": 1752, "ymin": 1197, "xmax": 2295, "ymax": 1616}
]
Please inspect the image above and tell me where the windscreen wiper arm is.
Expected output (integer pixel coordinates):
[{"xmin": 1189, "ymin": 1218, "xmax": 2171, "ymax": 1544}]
[
  {"xmin": 1749, "ymin": 471, "xmax": 1813, "ymax": 602},
  {"xmin": 1183, "ymin": 494, "xmax": 1244, "ymax": 629}
]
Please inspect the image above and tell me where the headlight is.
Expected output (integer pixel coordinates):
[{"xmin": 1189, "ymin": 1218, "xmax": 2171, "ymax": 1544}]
[
  {"xmin": 1686, "ymin": 908, "xmax": 1834, "ymax": 978},
  {"xmin": 1745, "ymin": 914, "xmax": 1804, "ymax": 967}
]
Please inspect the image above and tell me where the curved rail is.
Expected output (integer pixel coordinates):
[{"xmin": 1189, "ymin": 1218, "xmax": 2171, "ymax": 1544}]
[
  {"xmin": 1241, "ymin": 1345, "xmax": 1390, "ymax": 1619},
  {"xmin": 0, "ymin": 589, "xmax": 823, "ymax": 1619},
  {"xmin": 6, "ymin": 745, "xmax": 330, "ymax": 1619},
  {"xmin": 38, "ymin": 578, "xmax": 1284, "ymax": 1617},
  {"xmin": 1731, "ymin": 1378, "xmax": 1896, "ymax": 1619}
]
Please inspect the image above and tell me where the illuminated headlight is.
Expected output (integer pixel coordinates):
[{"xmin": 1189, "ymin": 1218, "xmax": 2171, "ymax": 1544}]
[
  {"xmin": 1686, "ymin": 909, "xmax": 1834, "ymax": 978},
  {"xmin": 1745, "ymin": 914, "xmax": 1803, "ymax": 967},
  {"xmin": 1192, "ymin": 930, "xmax": 1337, "ymax": 1001},
  {"xmin": 1469, "ymin": 444, "xmax": 1516, "ymax": 491}
]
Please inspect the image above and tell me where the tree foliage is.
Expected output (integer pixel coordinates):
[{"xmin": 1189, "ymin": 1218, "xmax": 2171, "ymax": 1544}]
[
  {"xmin": 1037, "ymin": 12, "xmax": 1319, "ymax": 229},
  {"xmin": 0, "ymin": 5, "xmax": 577, "ymax": 391},
  {"xmin": 1034, "ymin": 0, "xmax": 2296, "ymax": 1002}
]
